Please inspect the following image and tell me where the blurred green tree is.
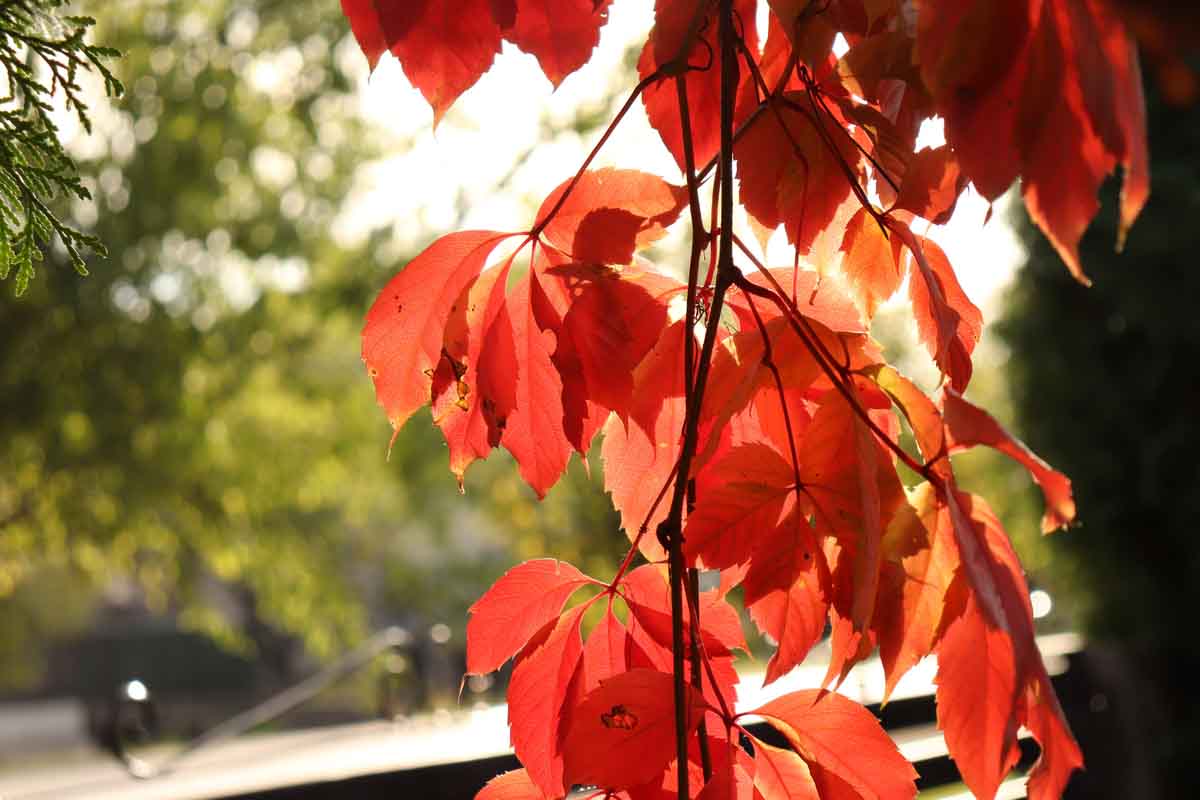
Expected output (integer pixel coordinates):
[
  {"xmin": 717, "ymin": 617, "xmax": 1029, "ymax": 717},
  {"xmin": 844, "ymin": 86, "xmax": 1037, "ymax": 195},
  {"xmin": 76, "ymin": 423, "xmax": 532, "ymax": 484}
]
[
  {"xmin": 1000, "ymin": 84, "xmax": 1200, "ymax": 794},
  {"xmin": 0, "ymin": 0, "xmax": 623, "ymax": 692}
]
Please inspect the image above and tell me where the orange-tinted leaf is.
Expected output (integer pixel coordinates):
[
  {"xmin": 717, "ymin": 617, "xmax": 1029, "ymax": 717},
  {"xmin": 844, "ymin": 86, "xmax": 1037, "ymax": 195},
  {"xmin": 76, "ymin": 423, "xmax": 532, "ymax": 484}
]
[
  {"xmin": 743, "ymin": 506, "xmax": 829, "ymax": 684},
  {"xmin": 936, "ymin": 592, "xmax": 1024, "ymax": 800},
  {"xmin": 874, "ymin": 482, "xmax": 959, "ymax": 700},
  {"xmin": 479, "ymin": 273, "xmax": 574, "ymax": 497},
  {"xmin": 433, "ymin": 257, "xmax": 514, "ymax": 482},
  {"xmin": 935, "ymin": 492, "xmax": 1079, "ymax": 800},
  {"xmin": 862, "ymin": 364, "xmax": 948, "ymax": 479},
  {"xmin": 685, "ymin": 443, "xmax": 796, "ymax": 570},
  {"xmin": 1022, "ymin": 663, "xmax": 1084, "ymax": 800},
  {"xmin": 363, "ymin": 231, "xmax": 510, "ymax": 441},
  {"xmin": 535, "ymin": 168, "xmax": 687, "ymax": 265},
  {"xmin": 639, "ymin": 0, "xmax": 760, "ymax": 172},
  {"xmin": 892, "ymin": 146, "xmax": 967, "ymax": 225},
  {"xmin": 800, "ymin": 384, "xmax": 904, "ymax": 639},
  {"xmin": 839, "ymin": 207, "xmax": 904, "ymax": 318},
  {"xmin": 898, "ymin": 229, "xmax": 982, "ymax": 392},
  {"xmin": 509, "ymin": 602, "xmax": 589, "ymax": 796},
  {"xmin": 751, "ymin": 736, "xmax": 820, "ymax": 800},
  {"xmin": 751, "ymin": 690, "xmax": 918, "ymax": 799},
  {"xmin": 466, "ymin": 558, "xmax": 592, "ymax": 675},
  {"xmin": 475, "ymin": 768, "xmax": 544, "ymax": 800},
  {"xmin": 727, "ymin": 268, "xmax": 867, "ymax": 336},
  {"xmin": 941, "ymin": 388, "xmax": 1076, "ymax": 532},
  {"xmin": 735, "ymin": 98, "xmax": 859, "ymax": 252},
  {"xmin": 504, "ymin": 0, "xmax": 611, "ymax": 88},
  {"xmin": 562, "ymin": 668, "xmax": 706, "ymax": 790}
]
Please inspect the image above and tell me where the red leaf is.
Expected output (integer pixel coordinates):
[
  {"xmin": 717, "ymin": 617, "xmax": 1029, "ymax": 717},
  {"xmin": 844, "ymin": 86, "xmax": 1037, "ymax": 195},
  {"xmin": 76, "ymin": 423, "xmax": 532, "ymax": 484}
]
[
  {"xmin": 1022, "ymin": 664, "xmax": 1084, "ymax": 800},
  {"xmin": 684, "ymin": 443, "xmax": 796, "ymax": 570},
  {"xmin": 508, "ymin": 602, "xmax": 589, "ymax": 796},
  {"xmin": 601, "ymin": 395, "xmax": 683, "ymax": 564},
  {"xmin": 743, "ymin": 506, "xmax": 829, "ymax": 685},
  {"xmin": 735, "ymin": 97, "xmax": 859, "ymax": 252},
  {"xmin": 750, "ymin": 690, "xmax": 918, "ymax": 800},
  {"xmin": 751, "ymin": 736, "xmax": 820, "ymax": 800},
  {"xmin": 582, "ymin": 604, "xmax": 635, "ymax": 693},
  {"xmin": 433, "ymin": 257, "xmax": 514, "ymax": 482},
  {"xmin": 387, "ymin": 0, "xmax": 504, "ymax": 124},
  {"xmin": 466, "ymin": 558, "xmax": 592, "ymax": 675},
  {"xmin": 479, "ymin": 272, "xmax": 574, "ymax": 497},
  {"xmin": 340, "ymin": 0, "xmax": 389, "ymax": 71},
  {"xmin": 639, "ymin": 0, "xmax": 760, "ymax": 172},
  {"xmin": 941, "ymin": 388, "xmax": 1076, "ymax": 533},
  {"xmin": 562, "ymin": 668, "xmax": 707, "ymax": 790},
  {"xmin": 475, "ymin": 768, "xmax": 544, "ymax": 800},
  {"xmin": 898, "ymin": 229, "xmax": 982, "ymax": 392},
  {"xmin": 363, "ymin": 231, "xmax": 511, "ymax": 442},
  {"xmin": 544, "ymin": 261, "xmax": 680, "ymax": 425},
  {"xmin": 504, "ymin": 0, "xmax": 611, "ymax": 88},
  {"xmin": 535, "ymin": 168, "xmax": 688, "ymax": 265},
  {"xmin": 917, "ymin": 0, "xmax": 1147, "ymax": 281}
]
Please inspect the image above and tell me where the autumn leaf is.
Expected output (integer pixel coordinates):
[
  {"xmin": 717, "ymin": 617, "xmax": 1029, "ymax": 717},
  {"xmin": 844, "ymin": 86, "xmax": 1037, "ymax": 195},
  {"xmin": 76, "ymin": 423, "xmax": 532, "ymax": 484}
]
[
  {"xmin": 735, "ymin": 96, "xmax": 860, "ymax": 253},
  {"xmin": 534, "ymin": 168, "xmax": 688, "ymax": 265},
  {"xmin": 509, "ymin": 603, "xmax": 590, "ymax": 796},
  {"xmin": 751, "ymin": 735, "xmax": 820, "ymax": 800},
  {"xmin": 562, "ymin": 668, "xmax": 707, "ymax": 791},
  {"xmin": 941, "ymin": 387, "xmax": 1076, "ymax": 532},
  {"xmin": 466, "ymin": 558, "xmax": 594, "ymax": 675},
  {"xmin": 896, "ymin": 228, "xmax": 982, "ymax": 392},
  {"xmin": 474, "ymin": 768, "xmax": 545, "ymax": 800},
  {"xmin": 502, "ymin": 0, "xmax": 612, "ymax": 88},
  {"xmin": 363, "ymin": 231, "xmax": 513, "ymax": 444},
  {"xmin": 749, "ymin": 690, "xmax": 918, "ymax": 800}
]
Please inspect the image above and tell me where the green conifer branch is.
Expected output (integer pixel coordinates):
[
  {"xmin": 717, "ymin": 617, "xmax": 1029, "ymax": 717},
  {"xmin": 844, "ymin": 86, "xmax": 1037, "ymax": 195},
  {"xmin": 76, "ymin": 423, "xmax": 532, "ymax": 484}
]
[{"xmin": 0, "ymin": 1, "xmax": 121, "ymax": 295}]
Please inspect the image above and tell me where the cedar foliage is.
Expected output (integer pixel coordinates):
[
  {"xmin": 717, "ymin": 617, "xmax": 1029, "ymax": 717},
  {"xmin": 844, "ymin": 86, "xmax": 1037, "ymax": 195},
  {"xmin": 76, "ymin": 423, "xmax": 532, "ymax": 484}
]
[{"xmin": 0, "ymin": 0, "xmax": 121, "ymax": 294}]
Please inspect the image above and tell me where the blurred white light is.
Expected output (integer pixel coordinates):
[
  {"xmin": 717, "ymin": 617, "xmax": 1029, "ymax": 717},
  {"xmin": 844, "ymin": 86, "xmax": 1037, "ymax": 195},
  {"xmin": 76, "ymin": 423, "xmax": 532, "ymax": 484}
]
[
  {"xmin": 124, "ymin": 679, "xmax": 149, "ymax": 702},
  {"xmin": 430, "ymin": 623, "xmax": 452, "ymax": 644},
  {"xmin": 1030, "ymin": 589, "xmax": 1053, "ymax": 620}
]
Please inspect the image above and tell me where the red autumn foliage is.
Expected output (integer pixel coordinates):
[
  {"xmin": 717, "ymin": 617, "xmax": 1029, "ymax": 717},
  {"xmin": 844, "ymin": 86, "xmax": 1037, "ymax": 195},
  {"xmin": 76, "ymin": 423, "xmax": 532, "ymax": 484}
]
[{"xmin": 343, "ymin": 0, "xmax": 1149, "ymax": 797}]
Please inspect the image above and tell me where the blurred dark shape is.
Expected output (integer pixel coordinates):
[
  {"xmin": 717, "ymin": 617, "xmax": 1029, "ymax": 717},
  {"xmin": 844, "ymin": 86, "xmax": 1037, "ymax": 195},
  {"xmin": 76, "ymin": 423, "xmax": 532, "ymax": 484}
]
[
  {"xmin": 1107, "ymin": 0, "xmax": 1200, "ymax": 105},
  {"xmin": 1000, "ymin": 77, "xmax": 1200, "ymax": 796}
]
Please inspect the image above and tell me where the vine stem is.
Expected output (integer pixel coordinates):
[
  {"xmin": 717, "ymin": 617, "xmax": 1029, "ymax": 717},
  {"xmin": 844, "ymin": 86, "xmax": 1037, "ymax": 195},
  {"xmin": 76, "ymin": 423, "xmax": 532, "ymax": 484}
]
[{"xmin": 662, "ymin": 2, "xmax": 739, "ymax": 796}]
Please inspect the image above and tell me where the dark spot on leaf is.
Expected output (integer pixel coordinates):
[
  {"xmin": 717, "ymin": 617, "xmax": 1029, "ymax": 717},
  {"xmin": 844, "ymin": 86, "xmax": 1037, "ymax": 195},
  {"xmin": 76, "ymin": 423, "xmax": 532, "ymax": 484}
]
[{"xmin": 600, "ymin": 704, "xmax": 638, "ymax": 730}]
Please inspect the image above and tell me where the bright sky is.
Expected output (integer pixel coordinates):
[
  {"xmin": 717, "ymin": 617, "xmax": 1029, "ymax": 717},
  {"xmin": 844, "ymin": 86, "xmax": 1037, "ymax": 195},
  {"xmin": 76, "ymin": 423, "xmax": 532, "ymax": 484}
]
[{"xmin": 341, "ymin": 0, "xmax": 1025, "ymax": 315}]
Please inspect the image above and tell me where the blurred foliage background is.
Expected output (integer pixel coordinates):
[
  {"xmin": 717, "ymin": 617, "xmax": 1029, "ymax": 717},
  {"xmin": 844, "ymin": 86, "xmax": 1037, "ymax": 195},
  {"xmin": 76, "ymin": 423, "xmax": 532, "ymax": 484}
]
[{"xmin": 0, "ymin": 0, "xmax": 626, "ymax": 698}]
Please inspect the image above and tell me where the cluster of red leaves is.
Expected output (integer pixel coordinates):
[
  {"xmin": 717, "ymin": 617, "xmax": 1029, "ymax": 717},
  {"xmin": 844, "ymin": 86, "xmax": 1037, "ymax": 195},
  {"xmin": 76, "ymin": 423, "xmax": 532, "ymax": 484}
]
[{"xmin": 344, "ymin": 1, "xmax": 1149, "ymax": 798}]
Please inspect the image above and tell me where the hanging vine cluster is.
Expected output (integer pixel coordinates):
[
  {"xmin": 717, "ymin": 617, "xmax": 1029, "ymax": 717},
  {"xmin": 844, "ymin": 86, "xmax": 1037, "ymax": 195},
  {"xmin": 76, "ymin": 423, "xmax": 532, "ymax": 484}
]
[{"xmin": 342, "ymin": 1, "xmax": 1148, "ymax": 798}]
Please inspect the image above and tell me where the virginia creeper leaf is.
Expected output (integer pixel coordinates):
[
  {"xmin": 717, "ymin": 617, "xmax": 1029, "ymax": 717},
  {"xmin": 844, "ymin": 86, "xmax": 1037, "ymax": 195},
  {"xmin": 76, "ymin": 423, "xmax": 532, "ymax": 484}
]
[
  {"xmin": 751, "ymin": 690, "xmax": 918, "ymax": 800},
  {"xmin": 562, "ymin": 668, "xmax": 706, "ymax": 791},
  {"xmin": 941, "ymin": 388, "xmax": 1076, "ymax": 533},
  {"xmin": 504, "ymin": 0, "xmax": 611, "ymax": 88},
  {"xmin": 467, "ymin": 558, "xmax": 592, "ymax": 675},
  {"xmin": 535, "ymin": 168, "xmax": 687, "ymax": 265},
  {"xmin": 475, "ymin": 768, "xmax": 545, "ymax": 800},
  {"xmin": 363, "ymin": 231, "xmax": 511, "ymax": 444},
  {"xmin": 509, "ymin": 602, "xmax": 590, "ymax": 796}
]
